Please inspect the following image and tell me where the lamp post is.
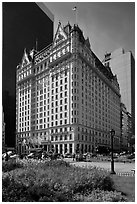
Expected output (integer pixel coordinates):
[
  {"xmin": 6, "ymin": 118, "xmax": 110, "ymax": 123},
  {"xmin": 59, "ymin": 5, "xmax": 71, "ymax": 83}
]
[
  {"xmin": 110, "ymin": 129, "xmax": 116, "ymax": 174},
  {"xmin": 47, "ymin": 132, "xmax": 51, "ymax": 153}
]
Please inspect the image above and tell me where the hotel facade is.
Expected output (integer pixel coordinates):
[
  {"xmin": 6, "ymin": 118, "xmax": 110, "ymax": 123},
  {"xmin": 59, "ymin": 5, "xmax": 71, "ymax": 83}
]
[{"xmin": 16, "ymin": 22, "xmax": 121, "ymax": 155}]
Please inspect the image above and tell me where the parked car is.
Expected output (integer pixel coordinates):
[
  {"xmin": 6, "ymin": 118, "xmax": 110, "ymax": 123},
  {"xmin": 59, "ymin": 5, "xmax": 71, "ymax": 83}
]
[
  {"xmin": 127, "ymin": 153, "xmax": 135, "ymax": 159},
  {"xmin": 27, "ymin": 153, "xmax": 35, "ymax": 159},
  {"xmin": 10, "ymin": 154, "xmax": 19, "ymax": 160},
  {"xmin": 51, "ymin": 153, "xmax": 62, "ymax": 160},
  {"xmin": 91, "ymin": 153, "xmax": 97, "ymax": 157},
  {"xmin": 120, "ymin": 152, "xmax": 126, "ymax": 156},
  {"xmin": 113, "ymin": 153, "xmax": 119, "ymax": 159},
  {"xmin": 108, "ymin": 153, "xmax": 119, "ymax": 159},
  {"xmin": 2, "ymin": 151, "xmax": 13, "ymax": 160},
  {"xmin": 64, "ymin": 153, "xmax": 72, "ymax": 158},
  {"xmin": 76, "ymin": 153, "xmax": 83, "ymax": 161}
]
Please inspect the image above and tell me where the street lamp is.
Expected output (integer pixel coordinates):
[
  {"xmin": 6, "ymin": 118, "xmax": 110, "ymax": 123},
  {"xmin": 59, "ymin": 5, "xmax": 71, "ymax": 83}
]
[
  {"xmin": 47, "ymin": 132, "xmax": 51, "ymax": 153},
  {"xmin": 110, "ymin": 129, "xmax": 116, "ymax": 174}
]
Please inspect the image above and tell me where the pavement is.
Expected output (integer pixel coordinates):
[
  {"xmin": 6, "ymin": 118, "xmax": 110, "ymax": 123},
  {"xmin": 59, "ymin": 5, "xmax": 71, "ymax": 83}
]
[{"xmin": 64, "ymin": 158, "xmax": 135, "ymax": 175}]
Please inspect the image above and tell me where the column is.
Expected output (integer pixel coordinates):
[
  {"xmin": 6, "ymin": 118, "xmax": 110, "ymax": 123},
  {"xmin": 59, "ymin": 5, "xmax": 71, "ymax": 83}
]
[
  {"xmin": 62, "ymin": 143, "xmax": 65, "ymax": 155},
  {"xmin": 58, "ymin": 144, "xmax": 60, "ymax": 154},
  {"xmin": 67, "ymin": 143, "xmax": 69, "ymax": 153},
  {"xmin": 72, "ymin": 142, "xmax": 75, "ymax": 154}
]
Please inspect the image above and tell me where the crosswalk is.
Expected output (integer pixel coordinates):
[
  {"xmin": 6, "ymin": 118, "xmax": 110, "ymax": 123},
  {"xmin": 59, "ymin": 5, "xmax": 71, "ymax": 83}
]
[{"xmin": 114, "ymin": 172, "xmax": 135, "ymax": 177}]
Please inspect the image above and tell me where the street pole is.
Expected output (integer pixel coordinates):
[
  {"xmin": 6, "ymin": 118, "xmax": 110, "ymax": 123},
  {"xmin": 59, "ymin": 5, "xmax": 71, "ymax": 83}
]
[{"xmin": 110, "ymin": 129, "xmax": 116, "ymax": 174}]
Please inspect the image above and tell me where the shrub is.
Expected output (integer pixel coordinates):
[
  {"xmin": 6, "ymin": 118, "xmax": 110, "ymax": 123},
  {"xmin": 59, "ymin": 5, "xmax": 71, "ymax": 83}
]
[
  {"xmin": 2, "ymin": 159, "xmax": 122, "ymax": 202},
  {"xmin": 93, "ymin": 174, "xmax": 114, "ymax": 191},
  {"xmin": 2, "ymin": 176, "xmax": 29, "ymax": 202},
  {"xmin": 73, "ymin": 189, "xmax": 127, "ymax": 202},
  {"xmin": 2, "ymin": 160, "xmax": 24, "ymax": 172}
]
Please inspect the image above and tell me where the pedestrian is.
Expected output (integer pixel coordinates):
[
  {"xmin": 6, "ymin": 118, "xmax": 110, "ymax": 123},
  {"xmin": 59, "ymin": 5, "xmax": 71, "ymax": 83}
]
[
  {"xmin": 73, "ymin": 153, "xmax": 75, "ymax": 161},
  {"xmin": 42, "ymin": 152, "xmax": 44, "ymax": 160},
  {"xmin": 5, "ymin": 150, "xmax": 9, "ymax": 161}
]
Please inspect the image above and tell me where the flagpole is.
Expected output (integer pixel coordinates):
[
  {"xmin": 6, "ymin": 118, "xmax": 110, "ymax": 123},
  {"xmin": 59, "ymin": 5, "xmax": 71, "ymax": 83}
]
[
  {"xmin": 76, "ymin": 7, "xmax": 78, "ymax": 25},
  {"xmin": 72, "ymin": 6, "xmax": 78, "ymax": 25}
]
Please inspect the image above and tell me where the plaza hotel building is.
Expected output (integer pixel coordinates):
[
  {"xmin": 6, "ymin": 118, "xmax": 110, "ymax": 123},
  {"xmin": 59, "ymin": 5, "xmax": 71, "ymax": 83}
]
[{"xmin": 16, "ymin": 22, "xmax": 121, "ymax": 155}]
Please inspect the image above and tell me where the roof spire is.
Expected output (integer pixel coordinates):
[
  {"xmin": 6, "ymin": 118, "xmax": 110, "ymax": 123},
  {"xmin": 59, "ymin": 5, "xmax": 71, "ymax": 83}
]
[
  {"xmin": 35, "ymin": 38, "xmax": 38, "ymax": 51},
  {"xmin": 58, "ymin": 20, "xmax": 61, "ymax": 25}
]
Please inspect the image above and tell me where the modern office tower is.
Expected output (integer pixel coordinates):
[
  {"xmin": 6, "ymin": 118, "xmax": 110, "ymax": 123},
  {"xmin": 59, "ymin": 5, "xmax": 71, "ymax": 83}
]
[
  {"xmin": 102, "ymin": 48, "xmax": 135, "ymax": 137},
  {"xmin": 127, "ymin": 112, "xmax": 134, "ymax": 152},
  {"xmin": 120, "ymin": 103, "xmax": 128, "ymax": 151},
  {"xmin": 16, "ymin": 22, "xmax": 121, "ymax": 155},
  {"xmin": 3, "ymin": 2, "xmax": 54, "ymax": 147}
]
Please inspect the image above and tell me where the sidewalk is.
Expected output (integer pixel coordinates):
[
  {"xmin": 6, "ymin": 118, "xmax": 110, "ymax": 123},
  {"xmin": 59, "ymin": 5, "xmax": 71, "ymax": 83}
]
[{"xmin": 64, "ymin": 158, "xmax": 135, "ymax": 175}]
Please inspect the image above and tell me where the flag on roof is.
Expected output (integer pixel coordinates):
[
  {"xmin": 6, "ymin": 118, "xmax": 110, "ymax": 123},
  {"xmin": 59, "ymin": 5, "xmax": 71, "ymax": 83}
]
[{"xmin": 72, "ymin": 6, "xmax": 77, "ymax": 11}]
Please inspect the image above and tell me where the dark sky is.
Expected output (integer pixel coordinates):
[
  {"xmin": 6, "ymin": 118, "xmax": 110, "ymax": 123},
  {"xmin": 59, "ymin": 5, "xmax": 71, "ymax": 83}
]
[
  {"xmin": 3, "ymin": 2, "xmax": 53, "ymax": 96},
  {"xmin": 2, "ymin": 2, "xmax": 53, "ymax": 147}
]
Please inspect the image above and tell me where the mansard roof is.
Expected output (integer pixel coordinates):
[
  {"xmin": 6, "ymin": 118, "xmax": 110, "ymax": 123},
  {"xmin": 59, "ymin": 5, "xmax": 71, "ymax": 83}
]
[
  {"xmin": 18, "ymin": 21, "xmax": 118, "ymax": 84},
  {"xmin": 53, "ymin": 21, "xmax": 68, "ymax": 47},
  {"xmin": 21, "ymin": 49, "xmax": 31, "ymax": 67},
  {"xmin": 63, "ymin": 22, "xmax": 72, "ymax": 35}
]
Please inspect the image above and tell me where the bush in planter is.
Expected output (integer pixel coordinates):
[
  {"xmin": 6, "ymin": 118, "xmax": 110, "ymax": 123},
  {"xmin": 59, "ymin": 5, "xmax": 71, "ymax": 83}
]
[
  {"xmin": 2, "ymin": 176, "xmax": 29, "ymax": 202},
  {"xmin": 73, "ymin": 189, "xmax": 127, "ymax": 202},
  {"xmin": 2, "ymin": 160, "xmax": 24, "ymax": 172},
  {"xmin": 2, "ymin": 160, "xmax": 118, "ymax": 202}
]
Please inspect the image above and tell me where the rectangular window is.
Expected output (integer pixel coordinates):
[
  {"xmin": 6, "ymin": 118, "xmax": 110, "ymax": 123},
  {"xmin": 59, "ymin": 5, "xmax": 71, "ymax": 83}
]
[
  {"xmin": 69, "ymin": 134, "xmax": 72, "ymax": 140},
  {"xmin": 64, "ymin": 144, "xmax": 67, "ymax": 153}
]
